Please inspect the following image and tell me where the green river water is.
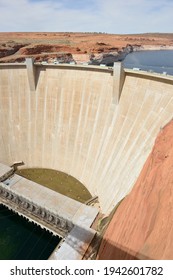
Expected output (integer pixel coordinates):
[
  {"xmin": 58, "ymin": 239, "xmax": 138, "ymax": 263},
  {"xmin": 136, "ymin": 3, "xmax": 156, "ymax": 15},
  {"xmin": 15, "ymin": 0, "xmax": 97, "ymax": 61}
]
[{"xmin": 0, "ymin": 204, "xmax": 61, "ymax": 260}]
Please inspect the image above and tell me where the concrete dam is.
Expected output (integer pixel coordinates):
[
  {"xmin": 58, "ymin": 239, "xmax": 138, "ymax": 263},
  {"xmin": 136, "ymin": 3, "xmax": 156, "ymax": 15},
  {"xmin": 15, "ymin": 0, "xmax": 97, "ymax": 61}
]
[{"xmin": 0, "ymin": 60, "xmax": 173, "ymax": 259}]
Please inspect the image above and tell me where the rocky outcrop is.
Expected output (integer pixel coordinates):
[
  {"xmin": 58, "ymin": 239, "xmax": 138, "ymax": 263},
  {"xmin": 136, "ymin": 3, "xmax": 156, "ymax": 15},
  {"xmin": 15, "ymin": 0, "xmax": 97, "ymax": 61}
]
[
  {"xmin": 0, "ymin": 42, "xmax": 28, "ymax": 58},
  {"xmin": 0, "ymin": 43, "xmax": 135, "ymax": 65},
  {"xmin": 97, "ymin": 119, "xmax": 173, "ymax": 260},
  {"xmin": 0, "ymin": 52, "xmax": 74, "ymax": 64},
  {"xmin": 18, "ymin": 44, "xmax": 73, "ymax": 56},
  {"xmin": 90, "ymin": 45, "xmax": 134, "ymax": 66},
  {"xmin": 35, "ymin": 53, "xmax": 74, "ymax": 63}
]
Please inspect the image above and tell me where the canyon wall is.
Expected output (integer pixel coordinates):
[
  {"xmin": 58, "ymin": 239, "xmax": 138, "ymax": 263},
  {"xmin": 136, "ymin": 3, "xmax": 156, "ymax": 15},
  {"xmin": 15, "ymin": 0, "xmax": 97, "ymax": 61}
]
[{"xmin": 98, "ymin": 120, "xmax": 173, "ymax": 259}]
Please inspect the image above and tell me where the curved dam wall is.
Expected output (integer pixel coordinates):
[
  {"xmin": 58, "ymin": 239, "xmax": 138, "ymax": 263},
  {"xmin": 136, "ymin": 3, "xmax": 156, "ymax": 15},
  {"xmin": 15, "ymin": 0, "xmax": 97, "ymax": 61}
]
[{"xmin": 0, "ymin": 63, "xmax": 173, "ymax": 214}]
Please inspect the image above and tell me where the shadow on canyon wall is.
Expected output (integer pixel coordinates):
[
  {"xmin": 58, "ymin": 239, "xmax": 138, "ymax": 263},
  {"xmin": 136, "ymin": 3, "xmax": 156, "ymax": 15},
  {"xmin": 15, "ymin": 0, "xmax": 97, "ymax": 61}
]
[{"xmin": 64, "ymin": 223, "xmax": 150, "ymax": 260}]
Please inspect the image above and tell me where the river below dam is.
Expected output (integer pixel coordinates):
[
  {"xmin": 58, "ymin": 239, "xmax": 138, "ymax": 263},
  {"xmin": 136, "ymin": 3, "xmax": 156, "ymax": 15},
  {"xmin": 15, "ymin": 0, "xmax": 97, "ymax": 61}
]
[
  {"xmin": 0, "ymin": 204, "xmax": 61, "ymax": 260},
  {"xmin": 123, "ymin": 50, "xmax": 173, "ymax": 75}
]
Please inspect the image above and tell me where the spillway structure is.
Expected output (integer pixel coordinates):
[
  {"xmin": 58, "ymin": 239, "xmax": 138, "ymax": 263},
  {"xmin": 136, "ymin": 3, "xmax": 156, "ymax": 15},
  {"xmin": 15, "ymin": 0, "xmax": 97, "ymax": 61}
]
[{"xmin": 0, "ymin": 59, "xmax": 173, "ymax": 259}]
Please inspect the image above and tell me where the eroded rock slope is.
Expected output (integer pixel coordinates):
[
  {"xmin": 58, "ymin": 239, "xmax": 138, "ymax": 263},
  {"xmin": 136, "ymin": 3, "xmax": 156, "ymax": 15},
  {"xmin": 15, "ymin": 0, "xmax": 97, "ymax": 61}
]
[{"xmin": 98, "ymin": 120, "xmax": 173, "ymax": 259}]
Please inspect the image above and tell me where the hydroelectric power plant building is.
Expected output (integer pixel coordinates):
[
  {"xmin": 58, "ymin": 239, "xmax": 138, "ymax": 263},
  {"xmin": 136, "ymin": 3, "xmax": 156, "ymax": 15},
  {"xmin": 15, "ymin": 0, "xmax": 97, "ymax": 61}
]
[{"xmin": 0, "ymin": 59, "xmax": 173, "ymax": 259}]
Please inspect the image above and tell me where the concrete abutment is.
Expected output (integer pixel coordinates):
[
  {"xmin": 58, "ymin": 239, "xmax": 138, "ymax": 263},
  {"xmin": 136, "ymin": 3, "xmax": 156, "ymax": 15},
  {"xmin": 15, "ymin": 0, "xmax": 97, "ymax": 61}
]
[{"xmin": 0, "ymin": 162, "xmax": 98, "ymax": 259}]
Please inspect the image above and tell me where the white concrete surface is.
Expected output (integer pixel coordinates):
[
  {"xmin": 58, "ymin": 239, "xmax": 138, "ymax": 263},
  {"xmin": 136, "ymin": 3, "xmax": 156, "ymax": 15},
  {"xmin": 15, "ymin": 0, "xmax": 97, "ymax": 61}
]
[
  {"xmin": 1, "ymin": 173, "xmax": 98, "ymax": 228},
  {"xmin": 0, "ymin": 63, "xmax": 173, "ymax": 213},
  {"xmin": 0, "ymin": 163, "xmax": 13, "ymax": 179},
  {"xmin": 0, "ymin": 162, "xmax": 13, "ymax": 181},
  {"xmin": 49, "ymin": 225, "xmax": 96, "ymax": 260}
]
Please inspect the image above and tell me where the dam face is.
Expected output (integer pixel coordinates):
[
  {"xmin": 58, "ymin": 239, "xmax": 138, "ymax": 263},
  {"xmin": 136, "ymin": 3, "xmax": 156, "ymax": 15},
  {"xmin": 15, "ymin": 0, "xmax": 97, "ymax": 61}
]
[{"xmin": 0, "ymin": 62, "xmax": 173, "ymax": 214}]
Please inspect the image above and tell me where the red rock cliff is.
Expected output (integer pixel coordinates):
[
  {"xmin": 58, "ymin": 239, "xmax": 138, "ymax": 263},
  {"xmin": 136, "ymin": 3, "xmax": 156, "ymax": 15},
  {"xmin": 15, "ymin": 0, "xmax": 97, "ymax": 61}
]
[{"xmin": 97, "ymin": 119, "xmax": 173, "ymax": 260}]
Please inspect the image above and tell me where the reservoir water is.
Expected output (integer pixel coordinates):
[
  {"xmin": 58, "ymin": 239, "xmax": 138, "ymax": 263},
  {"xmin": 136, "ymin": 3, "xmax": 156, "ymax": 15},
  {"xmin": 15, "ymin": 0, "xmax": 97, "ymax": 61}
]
[
  {"xmin": 123, "ymin": 50, "xmax": 173, "ymax": 75},
  {"xmin": 0, "ymin": 204, "xmax": 61, "ymax": 260}
]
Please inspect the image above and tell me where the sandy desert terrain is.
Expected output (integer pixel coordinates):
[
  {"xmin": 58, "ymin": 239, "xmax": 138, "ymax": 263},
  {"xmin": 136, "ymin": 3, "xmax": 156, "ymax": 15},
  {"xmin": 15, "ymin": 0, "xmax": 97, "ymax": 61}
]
[{"xmin": 0, "ymin": 32, "xmax": 173, "ymax": 64}]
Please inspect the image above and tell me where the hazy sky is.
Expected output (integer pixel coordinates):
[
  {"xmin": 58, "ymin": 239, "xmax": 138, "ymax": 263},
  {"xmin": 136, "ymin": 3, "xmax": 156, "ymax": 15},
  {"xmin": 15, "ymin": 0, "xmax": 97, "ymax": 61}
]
[{"xmin": 0, "ymin": 0, "xmax": 172, "ymax": 33}]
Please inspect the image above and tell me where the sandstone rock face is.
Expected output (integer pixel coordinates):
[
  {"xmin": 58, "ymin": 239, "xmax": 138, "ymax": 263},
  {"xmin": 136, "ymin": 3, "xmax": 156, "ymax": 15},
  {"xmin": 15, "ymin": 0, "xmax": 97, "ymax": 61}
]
[
  {"xmin": 0, "ymin": 42, "xmax": 27, "ymax": 59},
  {"xmin": 90, "ymin": 45, "xmax": 133, "ymax": 65},
  {"xmin": 98, "ymin": 120, "xmax": 173, "ymax": 260}
]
